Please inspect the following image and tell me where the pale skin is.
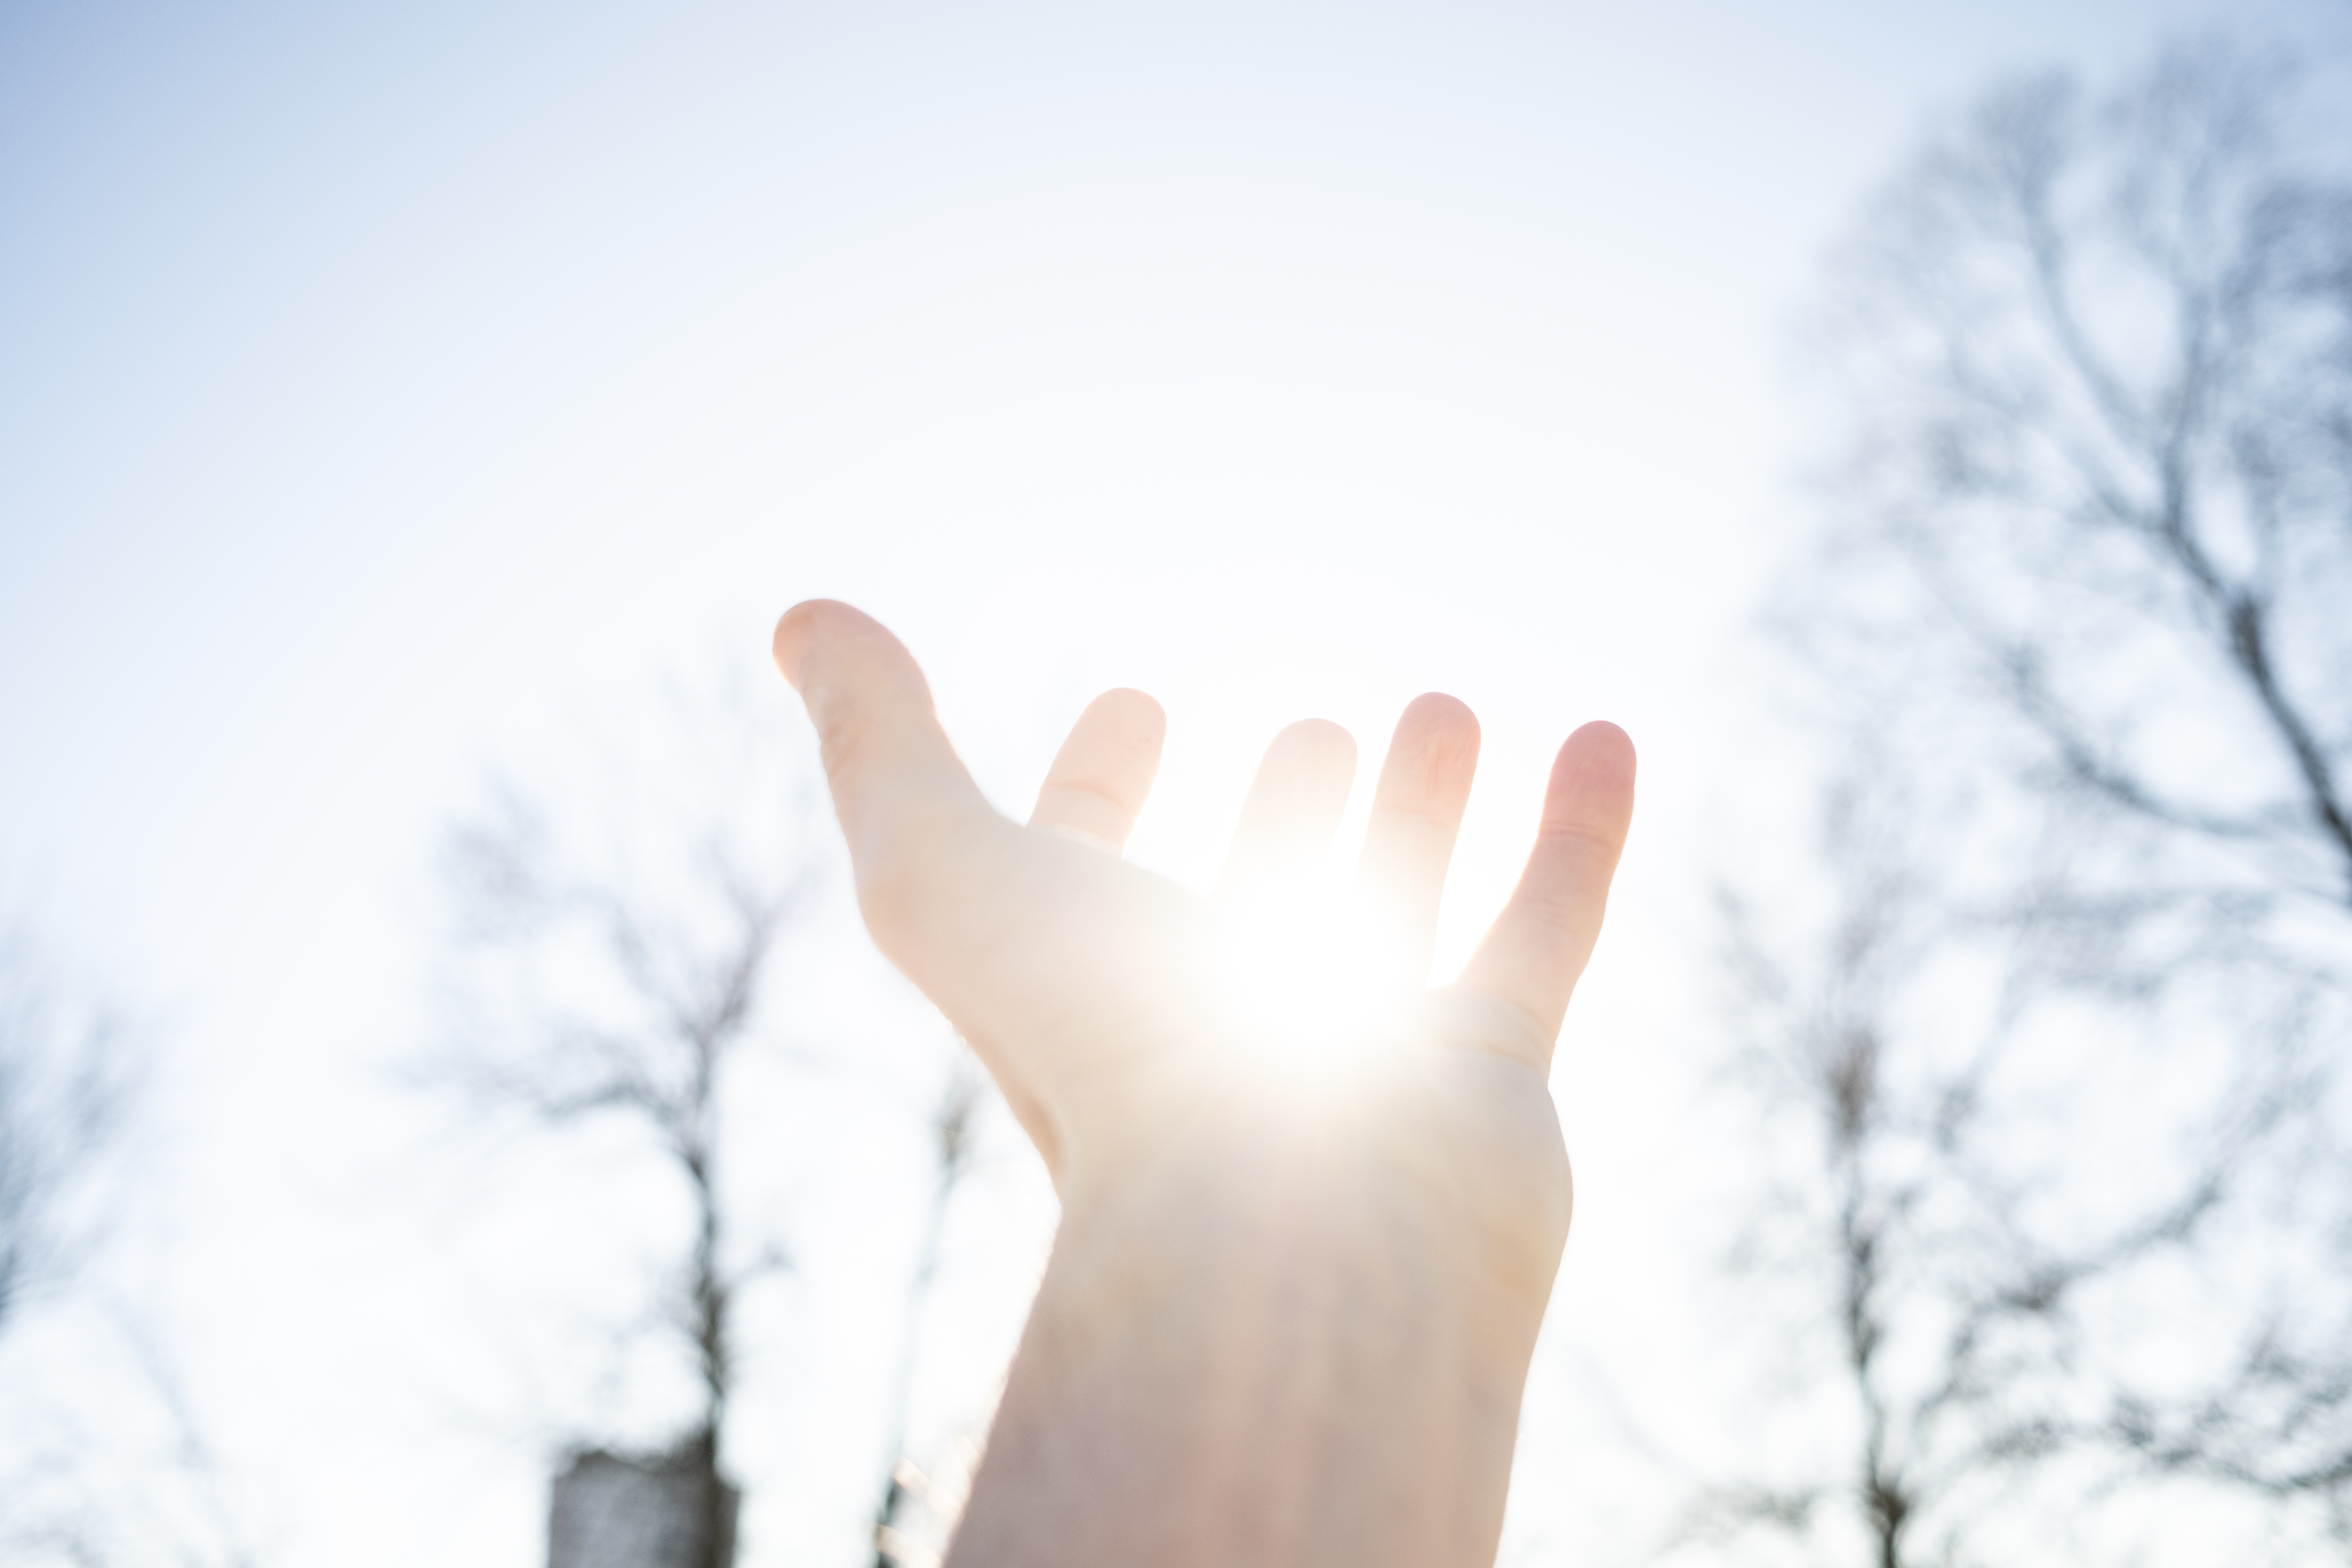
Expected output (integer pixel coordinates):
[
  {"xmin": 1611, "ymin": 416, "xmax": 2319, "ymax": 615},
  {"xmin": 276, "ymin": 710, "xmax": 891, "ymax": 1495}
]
[{"xmin": 772, "ymin": 600, "xmax": 1637, "ymax": 1568}]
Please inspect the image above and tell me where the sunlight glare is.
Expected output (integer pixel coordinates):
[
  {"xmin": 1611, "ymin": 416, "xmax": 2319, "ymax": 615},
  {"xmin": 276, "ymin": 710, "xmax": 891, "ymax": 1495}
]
[{"xmin": 1209, "ymin": 875, "xmax": 1416, "ymax": 1085}]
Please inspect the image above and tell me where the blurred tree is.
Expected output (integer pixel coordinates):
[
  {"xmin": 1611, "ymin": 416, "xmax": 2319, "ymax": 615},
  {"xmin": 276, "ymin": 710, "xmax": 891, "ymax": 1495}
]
[
  {"xmin": 0, "ymin": 934, "xmax": 259, "ymax": 1568},
  {"xmin": 434, "ymin": 676, "xmax": 827, "ymax": 1568},
  {"xmin": 0, "ymin": 927, "xmax": 131, "ymax": 1561},
  {"xmin": 1699, "ymin": 36, "xmax": 2352, "ymax": 1564},
  {"xmin": 1806, "ymin": 38, "xmax": 2352, "ymax": 915},
  {"xmin": 871, "ymin": 1054, "xmax": 985, "ymax": 1568},
  {"xmin": 1692, "ymin": 766, "xmax": 2275, "ymax": 1566},
  {"xmin": 0, "ymin": 929, "xmax": 127, "ymax": 1336}
]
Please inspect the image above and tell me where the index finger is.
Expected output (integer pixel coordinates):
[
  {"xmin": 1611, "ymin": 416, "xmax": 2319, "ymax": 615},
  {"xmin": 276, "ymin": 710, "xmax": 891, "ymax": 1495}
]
[{"xmin": 1030, "ymin": 688, "xmax": 1167, "ymax": 853}]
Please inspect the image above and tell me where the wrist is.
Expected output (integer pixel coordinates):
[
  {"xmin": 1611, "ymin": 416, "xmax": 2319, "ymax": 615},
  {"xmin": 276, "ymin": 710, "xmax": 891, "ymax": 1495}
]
[
  {"xmin": 1049, "ymin": 1044, "xmax": 1568, "ymax": 1379},
  {"xmin": 953, "ymin": 1071, "xmax": 1557, "ymax": 1568}
]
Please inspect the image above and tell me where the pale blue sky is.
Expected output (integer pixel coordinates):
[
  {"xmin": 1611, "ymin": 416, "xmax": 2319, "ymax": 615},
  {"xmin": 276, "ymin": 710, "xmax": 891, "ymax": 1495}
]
[{"xmin": 4, "ymin": 2, "xmax": 2343, "ymax": 1563}]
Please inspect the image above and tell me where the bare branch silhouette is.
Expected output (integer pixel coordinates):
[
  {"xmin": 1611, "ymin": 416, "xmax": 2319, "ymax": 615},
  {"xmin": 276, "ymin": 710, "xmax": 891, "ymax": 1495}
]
[
  {"xmin": 0, "ymin": 929, "xmax": 129, "ymax": 1337},
  {"xmin": 428, "ymin": 673, "xmax": 828, "ymax": 1568},
  {"xmin": 1716, "ymin": 34, "xmax": 2352, "ymax": 1562}
]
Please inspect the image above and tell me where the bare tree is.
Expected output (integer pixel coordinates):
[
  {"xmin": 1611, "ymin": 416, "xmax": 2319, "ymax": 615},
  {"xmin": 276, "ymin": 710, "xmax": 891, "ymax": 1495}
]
[
  {"xmin": 871, "ymin": 1054, "xmax": 986, "ymax": 1568},
  {"xmin": 1702, "ymin": 34, "xmax": 2352, "ymax": 1561},
  {"xmin": 0, "ymin": 929, "xmax": 128, "ymax": 1338},
  {"xmin": 0, "ymin": 929, "xmax": 134, "ymax": 1562},
  {"xmin": 1691, "ymin": 766, "xmax": 2272, "ymax": 1566},
  {"xmin": 432, "ymin": 677, "xmax": 826, "ymax": 1568},
  {"xmin": 0, "ymin": 936, "xmax": 261, "ymax": 1568},
  {"xmin": 2, "ymin": 1336, "xmax": 263, "ymax": 1568},
  {"xmin": 1804, "ymin": 38, "xmax": 2352, "ymax": 919}
]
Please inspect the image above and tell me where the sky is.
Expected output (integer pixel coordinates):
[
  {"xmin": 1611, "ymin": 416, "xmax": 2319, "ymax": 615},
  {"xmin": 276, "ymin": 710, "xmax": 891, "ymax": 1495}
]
[{"xmin": 4, "ymin": 1, "xmax": 2346, "ymax": 1564}]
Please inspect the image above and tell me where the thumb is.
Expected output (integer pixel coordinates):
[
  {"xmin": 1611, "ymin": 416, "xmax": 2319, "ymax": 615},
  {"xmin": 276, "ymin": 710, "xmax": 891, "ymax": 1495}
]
[{"xmin": 772, "ymin": 600, "xmax": 999, "ymax": 933}]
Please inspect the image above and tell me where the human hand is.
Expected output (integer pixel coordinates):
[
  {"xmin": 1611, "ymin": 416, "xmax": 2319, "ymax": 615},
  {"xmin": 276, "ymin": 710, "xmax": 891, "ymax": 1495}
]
[
  {"xmin": 773, "ymin": 598, "xmax": 1632, "ymax": 1284},
  {"xmin": 774, "ymin": 599, "xmax": 1634, "ymax": 1566}
]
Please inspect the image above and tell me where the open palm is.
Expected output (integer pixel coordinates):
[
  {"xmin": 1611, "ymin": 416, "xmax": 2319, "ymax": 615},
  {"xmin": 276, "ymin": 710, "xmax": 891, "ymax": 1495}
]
[{"xmin": 773, "ymin": 600, "xmax": 1633, "ymax": 1288}]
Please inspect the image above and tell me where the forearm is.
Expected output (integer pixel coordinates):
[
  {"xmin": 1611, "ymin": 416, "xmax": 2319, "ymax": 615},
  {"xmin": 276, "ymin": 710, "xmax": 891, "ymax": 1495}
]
[{"xmin": 947, "ymin": 1093, "xmax": 1551, "ymax": 1568}]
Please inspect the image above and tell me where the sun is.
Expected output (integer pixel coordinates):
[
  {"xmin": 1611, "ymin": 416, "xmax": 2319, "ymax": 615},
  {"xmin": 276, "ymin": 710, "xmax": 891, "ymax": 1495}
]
[{"xmin": 1207, "ymin": 875, "xmax": 1417, "ymax": 1085}]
